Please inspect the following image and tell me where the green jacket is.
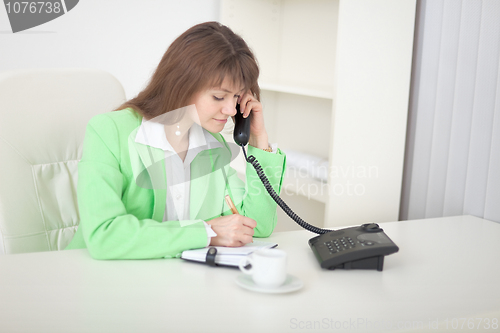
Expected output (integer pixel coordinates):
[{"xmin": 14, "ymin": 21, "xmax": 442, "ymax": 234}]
[{"xmin": 66, "ymin": 108, "xmax": 286, "ymax": 259}]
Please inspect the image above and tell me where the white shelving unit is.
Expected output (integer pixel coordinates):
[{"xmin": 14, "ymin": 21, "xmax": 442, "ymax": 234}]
[
  {"xmin": 259, "ymin": 82, "xmax": 334, "ymax": 100},
  {"xmin": 220, "ymin": 0, "xmax": 416, "ymax": 229}
]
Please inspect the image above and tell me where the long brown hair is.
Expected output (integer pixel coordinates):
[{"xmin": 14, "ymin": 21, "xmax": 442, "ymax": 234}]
[{"xmin": 114, "ymin": 21, "xmax": 260, "ymax": 119}]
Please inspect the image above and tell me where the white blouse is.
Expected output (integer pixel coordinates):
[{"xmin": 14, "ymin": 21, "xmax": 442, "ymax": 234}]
[{"xmin": 135, "ymin": 118, "xmax": 220, "ymax": 246}]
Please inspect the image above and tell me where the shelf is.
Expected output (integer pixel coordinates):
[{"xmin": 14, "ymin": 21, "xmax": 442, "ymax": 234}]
[
  {"xmin": 281, "ymin": 171, "xmax": 328, "ymax": 204},
  {"xmin": 232, "ymin": 163, "xmax": 328, "ymax": 204},
  {"xmin": 259, "ymin": 81, "xmax": 333, "ymax": 100}
]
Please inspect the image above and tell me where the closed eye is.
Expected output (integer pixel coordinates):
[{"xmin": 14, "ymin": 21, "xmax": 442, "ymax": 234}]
[{"xmin": 213, "ymin": 94, "xmax": 240, "ymax": 101}]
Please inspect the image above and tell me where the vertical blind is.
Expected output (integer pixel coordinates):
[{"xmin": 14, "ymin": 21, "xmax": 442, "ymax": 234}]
[{"xmin": 400, "ymin": 0, "xmax": 500, "ymax": 223}]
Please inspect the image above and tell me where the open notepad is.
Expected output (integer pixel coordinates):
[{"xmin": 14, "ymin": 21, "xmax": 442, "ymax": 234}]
[{"xmin": 181, "ymin": 240, "xmax": 278, "ymax": 267}]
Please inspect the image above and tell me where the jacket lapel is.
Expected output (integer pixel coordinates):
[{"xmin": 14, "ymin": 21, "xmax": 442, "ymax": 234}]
[
  {"xmin": 189, "ymin": 153, "xmax": 212, "ymax": 220},
  {"xmin": 128, "ymin": 129, "xmax": 167, "ymax": 222},
  {"xmin": 189, "ymin": 144, "xmax": 232, "ymax": 220}
]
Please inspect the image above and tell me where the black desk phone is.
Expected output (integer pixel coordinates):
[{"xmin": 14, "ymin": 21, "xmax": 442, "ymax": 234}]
[{"xmin": 233, "ymin": 103, "xmax": 399, "ymax": 271}]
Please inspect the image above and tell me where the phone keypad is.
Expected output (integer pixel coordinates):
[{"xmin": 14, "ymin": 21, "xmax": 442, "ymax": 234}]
[{"xmin": 324, "ymin": 237, "xmax": 356, "ymax": 254}]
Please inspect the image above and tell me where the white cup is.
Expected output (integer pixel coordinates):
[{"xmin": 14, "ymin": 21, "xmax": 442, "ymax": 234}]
[{"xmin": 239, "ymin": 249, "xmax": 287, "ymax": 288}]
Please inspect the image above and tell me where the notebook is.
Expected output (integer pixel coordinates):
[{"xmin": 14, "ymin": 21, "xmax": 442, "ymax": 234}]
[{"xmin": 181, "ymin": 240, "xmax": 278, "ymax": 267}]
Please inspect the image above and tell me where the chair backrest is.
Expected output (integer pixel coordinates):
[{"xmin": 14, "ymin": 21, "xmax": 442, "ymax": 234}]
[{"xmin": 0, "ymin": 68, "xmax": 126, "ymax": 254}]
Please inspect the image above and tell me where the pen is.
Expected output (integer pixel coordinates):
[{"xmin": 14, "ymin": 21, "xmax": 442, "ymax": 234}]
[
  {"xmin": 225, "ymin": 195, "xmax": 239, "ymax": 215},
  {"xmin": 225, "ymin": 195, "xmax": 253, "ymax": 243}
]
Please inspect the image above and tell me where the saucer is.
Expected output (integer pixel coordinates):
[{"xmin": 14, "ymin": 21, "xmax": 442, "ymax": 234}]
[{"xmin": 235, "ymin": 274, "xmax": 303, "ymax": 294}]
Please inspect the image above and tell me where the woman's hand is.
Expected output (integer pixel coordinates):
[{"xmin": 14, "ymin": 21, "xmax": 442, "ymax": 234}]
[
  {"xmin": 238, "ymin": 91, "xmax": 269, "ymax": 149},
  {"xmin": 207, "ymin": 214, "xmax": 257, "ymax": 247}
]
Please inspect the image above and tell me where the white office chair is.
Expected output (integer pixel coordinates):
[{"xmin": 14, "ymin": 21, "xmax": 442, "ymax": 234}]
[{"xmin": 0, "ymin": 68, "xmax": 126, "ymax": 254}]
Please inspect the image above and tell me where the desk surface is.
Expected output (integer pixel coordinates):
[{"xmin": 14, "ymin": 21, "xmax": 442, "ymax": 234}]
[{"xmin": 1, "ymin": 215, "xmax": 499, "ymax": 333}]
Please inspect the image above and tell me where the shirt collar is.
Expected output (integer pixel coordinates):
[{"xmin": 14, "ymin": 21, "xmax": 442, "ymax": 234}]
[{"xmin": 134, "ymin": 117, "xmax": 222, "ymax": 153}]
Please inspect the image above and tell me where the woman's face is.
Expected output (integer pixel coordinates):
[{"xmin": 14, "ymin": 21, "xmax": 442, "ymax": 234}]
[{"xmin": 190, "ymin": 78, "xmax": 245, "ymax": 133}]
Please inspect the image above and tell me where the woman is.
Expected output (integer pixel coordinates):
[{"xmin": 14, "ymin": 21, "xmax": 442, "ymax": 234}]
[{"xmin": 65, "ymin": 22, "xmax": 286, "ymax": 259}]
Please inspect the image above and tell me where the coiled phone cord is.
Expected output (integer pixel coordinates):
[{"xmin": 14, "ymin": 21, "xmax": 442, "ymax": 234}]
[{"xmin": 242, "ymin": 146, "xmax": 331, "ymax": 235}]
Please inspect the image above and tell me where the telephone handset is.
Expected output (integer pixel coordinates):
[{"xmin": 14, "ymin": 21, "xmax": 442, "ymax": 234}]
[
  {"xmin": 233, "ymin": 104, "xmax": 251, "ymax": 147},
  {"xmin": 233, "ymin": 103, "xmax": 399, "ymax": 271}
]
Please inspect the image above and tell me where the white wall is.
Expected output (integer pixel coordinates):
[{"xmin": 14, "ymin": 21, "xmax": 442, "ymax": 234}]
[{"xmin": 0, "ymin": 0, "xmax": 220, "ymax": 100}]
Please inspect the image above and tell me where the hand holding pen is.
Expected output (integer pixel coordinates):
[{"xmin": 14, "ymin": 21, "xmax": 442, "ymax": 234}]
[{"xmin": 206, "ymin": 195, "xmax": 256, "ymax": 247}]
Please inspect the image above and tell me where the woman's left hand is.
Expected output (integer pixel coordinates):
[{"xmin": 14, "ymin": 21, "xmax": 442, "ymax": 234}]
[{"xmin": 238, "ymin": 91, "xmax": 269, "ymax": 149}]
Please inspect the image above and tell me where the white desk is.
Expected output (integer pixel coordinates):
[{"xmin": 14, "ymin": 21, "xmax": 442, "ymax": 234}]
[{"xmin": 1, "ymin": 215, "xmax": 499, "ymax": 333}]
